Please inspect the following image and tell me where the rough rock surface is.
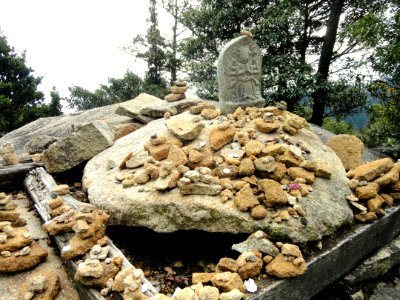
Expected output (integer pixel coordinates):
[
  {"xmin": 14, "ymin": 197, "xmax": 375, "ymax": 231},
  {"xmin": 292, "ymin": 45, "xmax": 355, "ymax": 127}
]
[
  {"xmin": 344, "ymin": 234, "xmax": 400, "ymax": 284},
  {"xmin": 43, "ymin": 120, "xmax": 115, "ymax": 173},
  {"xmin": 0, "ymin": 241, "xmax": 48, "ymax": 272},
  {"xmin": 24, "ymin": 135, "xmax": 61, "ymax": 154},
  {"xmin": 309, "ymin": 125, "xmax": 385, "ymax": 163},
  {"xmin": 0, "ymin": 102, "xmax": 130, "ymax": 157},
  {"xmin": 326, "ymin": 134, "xmax": 365, "ymax": 170},
  {"xmin": 370, "ymin": 280, "xmax": 400, "ymax": 300},
  {"xmin": 231, "ymin": 231, "xmax": 279, "ymax": 256},
  {"xmin": 20, "ymin": 271, "xmax": 60, "ymax": 300},
  {"xmin": 115, "ymin": 93, "xmax": 202, "ymax": 123},
  {"xmin": 83, "ymin": 110, "xmax": 353, "ymax": 243}
]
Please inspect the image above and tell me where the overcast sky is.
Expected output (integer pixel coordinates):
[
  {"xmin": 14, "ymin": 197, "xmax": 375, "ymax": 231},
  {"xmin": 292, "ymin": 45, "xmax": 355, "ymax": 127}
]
[{"xmin": 0, "ymin": 0, "xmax": 170, "ymax": 104}]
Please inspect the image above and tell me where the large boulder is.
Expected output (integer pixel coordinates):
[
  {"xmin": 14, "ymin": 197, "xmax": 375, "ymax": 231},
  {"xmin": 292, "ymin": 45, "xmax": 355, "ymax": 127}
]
[
  {"xmin": 83, "ymin": 110, "xmax": 354, "ymax": 243},
  {"xmin": 0, "ymin": 103, "xmax": 133, "ymax": 157},
  {"xmin": 44, "ymin": 120, "xmax": 115, "ymax": 173}
]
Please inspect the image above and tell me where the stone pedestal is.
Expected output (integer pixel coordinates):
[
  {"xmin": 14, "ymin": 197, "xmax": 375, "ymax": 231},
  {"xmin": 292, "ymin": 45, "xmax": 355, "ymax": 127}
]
[{"xmin": 217, "ymin": 35, "xmax": 265, "ymax": 114}]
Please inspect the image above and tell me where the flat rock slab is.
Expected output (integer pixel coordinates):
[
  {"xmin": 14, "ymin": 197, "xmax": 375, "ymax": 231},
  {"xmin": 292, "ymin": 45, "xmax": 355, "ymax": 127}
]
[
  {"xmin": 115, "ymin": 93, "xmax": 203, "ymax": 123},
  {"xmin": 83, "ymin": 111, "xmax": 353, "ymax": 243},
  {"xmin": 344, "ymin": 233, "xmax": 400, "ymax": 284},
  {"xmin": 0, "ymin": 102, "xmax": 130, "ymax": 157},
  {"xmin": 249, "ymin": 204, "xmax": 400, "ymax": 300}
]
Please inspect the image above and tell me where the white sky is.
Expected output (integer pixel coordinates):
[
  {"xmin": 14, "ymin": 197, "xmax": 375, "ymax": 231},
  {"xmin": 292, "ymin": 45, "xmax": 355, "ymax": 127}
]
[{"xmin": 0, "ymin": 0, "xmax": 172, "ymax": 105}]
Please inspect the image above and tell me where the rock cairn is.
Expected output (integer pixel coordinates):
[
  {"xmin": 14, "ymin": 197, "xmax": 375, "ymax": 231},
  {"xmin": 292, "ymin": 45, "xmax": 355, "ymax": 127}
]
[
  {"xmin": 164, "ymin": 79, "xmax": 188, "ymax": 102},
  {"xmin": 115, "ymin": 103, "xmax": 332, "ymax": 225},
  {"xmin": 20, "ymin": 271, "xmax": 60, "ymax": 300},
  {"xmin": 346, "ymin": 158, "xmax": 400, "ymax": 223},
  {"xmin": 0, "ymin": 192, "xmax": 48, "ymax": 273},
  {"xmin": 1, "ymin": 142, "xmax": 19, "ymax": 165},
  {"xmin": 43, "ymin": 192, "xmax": 110, "ymax": 260},
  {"xmin": 188, "ymin": 231, "xmax": 307, "ymax": 299}
]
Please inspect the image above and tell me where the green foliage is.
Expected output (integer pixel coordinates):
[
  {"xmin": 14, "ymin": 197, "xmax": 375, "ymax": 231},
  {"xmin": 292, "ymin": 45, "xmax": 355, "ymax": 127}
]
[
  {"xmin": 179, "ymin": 0, "xmax": 373, "ymax": 119},
  {"xmin": 0, "ymin": 32, "xmax": 62, "ymax": 135},
  {"xmin": 322, "ymin": 117, "xmax": 354, "ymax": 135},
  {"xmin": 65, "ymin": 71, "xmax": 144, "ymax": 110},
  {"xmin": 359, "ymin": 81, "xmax": 400, "ymax": 157},
  {"xmin": 127, "ymin": 0, "xmax": 168, "ymax": 91},
  {"xmin": 323, "ymin": 79, "xmax": 368, "ymax": 119},
  {"xmin": 343, "ymin": 1, "xmax": 400, "ymax": 157}
]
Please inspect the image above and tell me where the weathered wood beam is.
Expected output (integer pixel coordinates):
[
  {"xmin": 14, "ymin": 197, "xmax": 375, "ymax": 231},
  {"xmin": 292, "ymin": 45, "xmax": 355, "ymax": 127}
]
[{"xmin": 24, "ymin": 167, "xmax": 158, "ymax": 300}]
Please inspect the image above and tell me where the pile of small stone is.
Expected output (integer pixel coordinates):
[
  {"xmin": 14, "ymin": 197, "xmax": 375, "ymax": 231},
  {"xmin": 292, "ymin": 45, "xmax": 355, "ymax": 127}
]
[
  {"xmin": 1, "ymin": 142, "xmax": 19, "ymax": 165},
  {"xmin": 164, "ymin": 79, "xmax": 188, "ymax": 102},
  {"xmin": 115, "ymin": 105, "xmax": 332, "ymax": 224},
  {"xmin": 346, "ymin": 158, "xmax": 400, "ymax": 222},
  {"xmin": 0, "ymin": 192, "xmax": 48, "ymax": 273},
  {"xmin": 43, "ymin": 191, "xmax": 110, "ymax": 260},
  {"xmin": 21, "ymin": 271, "xmax": 60, "ymax": 300},
  {"xmin": 98, "ymin": 266, "xmax": 155, "ymax": 299},
  {"xmin": 141, "ymin": 231, "xmax": 307, "ymax": 300},
  {"xmin": 42, "ymin": 185, "xmax": 159, "ymax": 299}
]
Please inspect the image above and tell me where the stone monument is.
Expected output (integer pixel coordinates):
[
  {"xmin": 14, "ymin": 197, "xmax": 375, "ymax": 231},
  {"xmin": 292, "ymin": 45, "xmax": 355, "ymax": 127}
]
[{"xmin": 217, "ymin": 35, "xmax": 265, "ymax": 114}]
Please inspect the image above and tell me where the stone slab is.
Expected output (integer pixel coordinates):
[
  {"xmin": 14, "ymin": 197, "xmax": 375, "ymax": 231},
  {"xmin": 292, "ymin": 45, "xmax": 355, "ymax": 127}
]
[
  {"xmin": 249, "ymin": 204, "xmax": 400, "ymax": 300},
  {"xmin": 83, "ymin": 111, "xmax": 353, "ymax": 243},
  {"xmin": 0, "ymin": 102, "xmax": 125, "ymax": 157},
  {"xmin": 217, "ymin": 36, "xmax": 265, "ymax": 114},
  {"xmin": 344, "ymin": 233, "xmax": 400, "ymax": 284}
]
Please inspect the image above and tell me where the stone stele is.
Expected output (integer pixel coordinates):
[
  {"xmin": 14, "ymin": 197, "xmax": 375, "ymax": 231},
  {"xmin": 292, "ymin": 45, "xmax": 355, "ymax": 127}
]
[
  {"xmin": 83, "ymin": 111, "xmax": 353, "ymax": 244},
  {"xmin": 218, "ymin": 35, "xmax": 265, "ymax": 114}
]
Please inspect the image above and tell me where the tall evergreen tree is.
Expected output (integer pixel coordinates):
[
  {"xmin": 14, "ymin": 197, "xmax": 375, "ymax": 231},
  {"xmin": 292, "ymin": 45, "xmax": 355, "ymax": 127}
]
[{"xmin": 0, "ymin": 32, "xmax": 46, "ymax": 134}]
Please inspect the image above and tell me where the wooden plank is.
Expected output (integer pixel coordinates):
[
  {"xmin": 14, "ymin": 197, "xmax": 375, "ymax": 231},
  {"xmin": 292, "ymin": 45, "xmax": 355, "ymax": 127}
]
[{"xmin": 24, "ymin": 167, "xmax": 158, "ymax": 300}]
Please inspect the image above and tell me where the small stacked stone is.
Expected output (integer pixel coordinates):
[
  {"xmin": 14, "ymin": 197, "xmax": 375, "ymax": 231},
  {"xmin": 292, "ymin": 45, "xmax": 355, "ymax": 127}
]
[
  {"xmin": 1, "ymin": 142, "xmax": 19, "ymax": 165},
  {"xmin": 189, "ymin": 231, "xmax": 307, "ymax": 298},
  {"xmin": 0, "ymin": 193, "xmax": 48, "ymax": 273},
  {"xmin": 164, "ymin": 79, "xmax": 188, "ymax": 102},
  {"xmin": 0, "ymin": 192, "xmax": 26, "ymax": 227},
  {"xmin": 346, "ymin": 158, "xmax": 400, "ymax": 223},
  {"xmin": 21, "ymin": 271, "xmax": 60, "ymax": 300}
]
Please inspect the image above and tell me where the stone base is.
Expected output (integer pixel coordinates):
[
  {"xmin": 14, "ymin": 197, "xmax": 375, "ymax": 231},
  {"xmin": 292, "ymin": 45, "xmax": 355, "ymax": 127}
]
[{"xmin": 220, "ymin": 98, "xmax": 265, "ymax": 114}]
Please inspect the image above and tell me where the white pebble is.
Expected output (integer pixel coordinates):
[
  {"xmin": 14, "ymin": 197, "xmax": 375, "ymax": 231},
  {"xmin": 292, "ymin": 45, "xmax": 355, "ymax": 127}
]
[
  {"xmin": 244, "ymin": 278, "xmax": 257, "ymax": 293},
  {"xmin": 222, "ymin": 168, "xmax": 231, "ymax": 174}
]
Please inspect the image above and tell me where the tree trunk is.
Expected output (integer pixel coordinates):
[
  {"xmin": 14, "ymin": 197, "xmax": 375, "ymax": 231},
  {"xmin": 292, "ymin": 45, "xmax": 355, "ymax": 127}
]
[
  {"xmin": 170, "ymin": 0, "xmax": 178, "ymax": 84},
  {"xmin": 310, "ymin": 0, "xmax": 345, "ymax": 125}
]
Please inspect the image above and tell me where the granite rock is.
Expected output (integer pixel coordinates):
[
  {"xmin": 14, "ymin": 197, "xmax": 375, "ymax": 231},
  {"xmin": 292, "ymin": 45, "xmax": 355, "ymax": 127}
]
[
  {"xmin": 351, "ymin": 158, "xmax": 394, "ymax": 182},
  {"xmin": 326, "ymin": 134, "xmax": 365, "ymax": 171},
  {"xmin": 232, "ymin": 231, "xmax": 280, "ymax": 256},
  {"xmin": 83, "ymin": 111, "xmax": 354, "ymax": 243},
  {"xmin": 24, "ymin": 135, "xmax": 60, "ymax": 154},
  {"xmin": 211, "ymin": 272, "xmax": 244, "ymax": 292},
  {"xmin": 43, "ymin": 120, "xmax": 115, "ymax": 173},
  {"xmin": 166, "ymin": 114, "xmax": 205, "ymax": 141}
]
